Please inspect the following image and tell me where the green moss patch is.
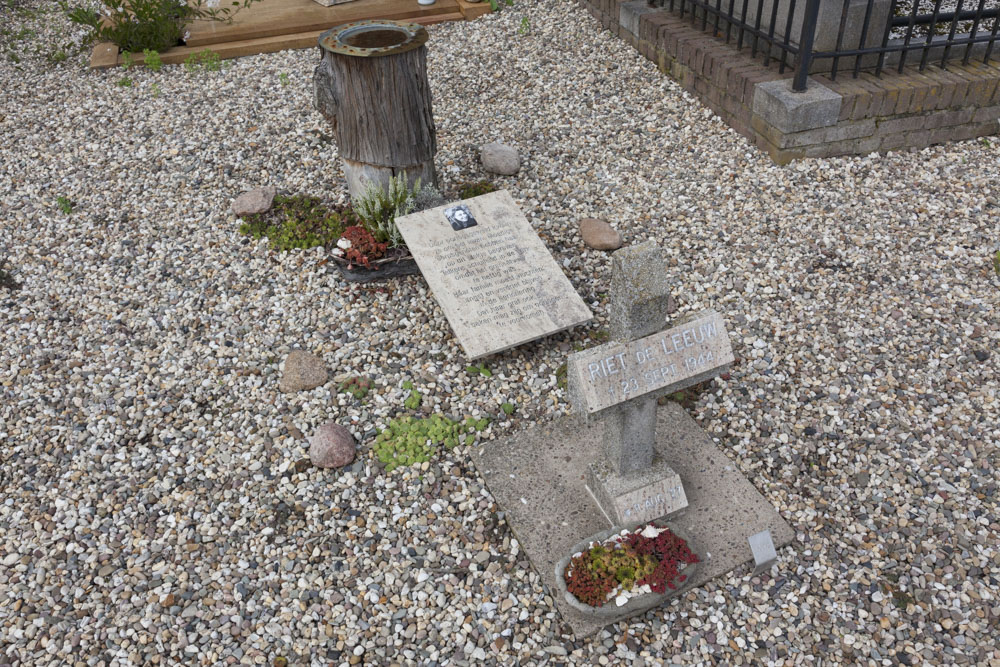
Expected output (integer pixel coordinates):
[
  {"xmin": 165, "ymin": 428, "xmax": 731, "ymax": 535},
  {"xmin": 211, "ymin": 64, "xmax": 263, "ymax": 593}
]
[{"xmin": 239, "ymin": 194, "xmax": 359, "ymax": 251}]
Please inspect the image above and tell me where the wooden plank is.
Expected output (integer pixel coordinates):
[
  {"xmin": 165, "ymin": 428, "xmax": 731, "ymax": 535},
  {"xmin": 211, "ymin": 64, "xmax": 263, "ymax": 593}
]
[
  {"xmin": 456, "ymin": 0, "xmax": 491, "ymax": 20},
  {"xmin": 88, "ymin": 0, "xmax": 468, "ymax": 69},
  {"xmin": 184, "ymin": 0, "xmax": 460, "ymax": 47},
  {"xmin": 415, "ymin": 10, "xmax": 464, "ymax": 25},
  {"xmin": 89, "ymin": 42, "xmax": 119, "ymax": 69},
  {"xmin": 90, "ymin": 12, "xmax": 465, "ymax": 69}
]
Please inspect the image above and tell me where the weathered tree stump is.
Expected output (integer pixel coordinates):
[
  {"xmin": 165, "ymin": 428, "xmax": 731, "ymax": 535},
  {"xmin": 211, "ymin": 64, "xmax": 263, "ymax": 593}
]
[{"xmin": 314, "ymin": 20, "xmax": 438, "ymax": 202}]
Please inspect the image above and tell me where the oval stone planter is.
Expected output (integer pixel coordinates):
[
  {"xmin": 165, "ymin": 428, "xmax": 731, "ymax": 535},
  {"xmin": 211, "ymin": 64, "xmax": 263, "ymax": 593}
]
[
  {"xmin": 331, "ymin": 252, "xmax": 421, "ymax": 283},
  {"xmin": 554, "ymin": 522, "xmax": 703, "ymax": 618}
]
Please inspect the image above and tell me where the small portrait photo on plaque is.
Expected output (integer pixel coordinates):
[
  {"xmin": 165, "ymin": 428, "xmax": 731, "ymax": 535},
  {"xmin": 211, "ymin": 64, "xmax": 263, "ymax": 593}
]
[{"xmin": 444, "ymin": 204, "xmax": 478, "ymax": 232}]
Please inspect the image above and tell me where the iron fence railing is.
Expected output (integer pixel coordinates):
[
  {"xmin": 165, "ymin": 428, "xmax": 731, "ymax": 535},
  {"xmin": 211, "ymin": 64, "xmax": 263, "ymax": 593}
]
[{"xmin": 649, "ymin": 0, "xmax": 1000, "ymax": 90}]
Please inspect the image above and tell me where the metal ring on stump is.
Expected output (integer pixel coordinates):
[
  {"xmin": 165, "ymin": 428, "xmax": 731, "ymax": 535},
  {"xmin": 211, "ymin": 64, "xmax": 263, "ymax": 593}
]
[{"xmin": 313, "ymin": 20, "xmax": 438, "ymax": 203}]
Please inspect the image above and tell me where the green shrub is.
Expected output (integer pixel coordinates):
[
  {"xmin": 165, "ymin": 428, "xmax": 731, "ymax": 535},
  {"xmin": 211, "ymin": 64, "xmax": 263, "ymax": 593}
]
[
  {"xmin": 59, "ymin": 0, "xmax": 262, "ymax": 54},
  {"xmin": 590, "ymin": 329, "xmax": 610, "ymax": 342},
  {"xmin": 353, "ymin": 175, "xmax": 422, "ymax": 248},
  {"xmin": 238, "ymin": 194, "xmax": 359, "ymax": 252},
  {"xmin": 412, "ymin": 183, "xmax": 444, "ymax": 211},
  {"xmin": 338, "ymin": 376, "xmax": 372, "ymax": 400},
  {"xmin": 401, "ymin": 380, "xmax": 422, "ymax": 410},
  {"xmin": 465, "ymin": 363, "xmax": 492, "ymax": 377},
  {"xmin": 56, "ymin": 196, "xmax": 73, "ymax": 214},
  {"xmin": 555, "ymin": 363, "xmax": 567, "ymax": 389}
]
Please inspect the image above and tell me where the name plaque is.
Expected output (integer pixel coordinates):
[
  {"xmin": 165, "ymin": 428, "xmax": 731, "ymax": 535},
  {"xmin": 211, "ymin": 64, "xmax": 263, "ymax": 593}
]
[
  {"xmin": 568, "ymin": 310, "xmax": 734, "ymax": 414},
  {"xmin": 395, "ymin": 190, "xmax": 593, "ymax": 359}
]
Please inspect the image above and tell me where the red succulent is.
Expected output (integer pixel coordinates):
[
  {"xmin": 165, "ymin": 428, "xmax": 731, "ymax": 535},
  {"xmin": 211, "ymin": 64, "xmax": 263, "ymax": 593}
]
[
  {"xmin": 340, "ymin": 226, "xmax": 387, "ymax": 269},
  {"xmin": 563, "ymin": 525, "xmax": 699, "ymax": 608}
]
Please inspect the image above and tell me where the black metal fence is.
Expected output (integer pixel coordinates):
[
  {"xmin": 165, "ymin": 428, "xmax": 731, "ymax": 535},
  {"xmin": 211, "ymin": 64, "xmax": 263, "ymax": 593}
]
[{"xmin": 649, "ymin": 0, "xmax": 1000, "ymax": 90}]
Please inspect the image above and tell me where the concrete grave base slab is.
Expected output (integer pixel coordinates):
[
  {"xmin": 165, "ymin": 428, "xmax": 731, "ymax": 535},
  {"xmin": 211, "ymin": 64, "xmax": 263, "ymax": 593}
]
[{"xmin": 470, "ymin": 402, "xmax": 794, "ymax": 637}]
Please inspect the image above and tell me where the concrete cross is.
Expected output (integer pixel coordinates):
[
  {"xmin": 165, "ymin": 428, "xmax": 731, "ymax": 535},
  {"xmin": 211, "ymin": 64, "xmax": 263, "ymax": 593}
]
[{"xmin": 567, "ymin": 242, "xmax": 735, "ymax": 526}]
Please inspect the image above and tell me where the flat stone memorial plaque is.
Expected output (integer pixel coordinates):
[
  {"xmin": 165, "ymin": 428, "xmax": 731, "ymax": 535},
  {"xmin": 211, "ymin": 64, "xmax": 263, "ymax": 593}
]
[
  {"xmin": 395, "ymin": 191, "xmax": 593, "ymax": 359},
  {"xmin": 568, "ymin": 310, "xmax": 734, "ymax": 414}
]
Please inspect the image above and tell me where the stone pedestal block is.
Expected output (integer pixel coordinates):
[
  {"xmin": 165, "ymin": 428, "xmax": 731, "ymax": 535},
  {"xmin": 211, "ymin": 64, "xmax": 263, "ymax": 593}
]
[{"xmin": 586, "ymin": 456, "xmax": 688, "ymax": 526}]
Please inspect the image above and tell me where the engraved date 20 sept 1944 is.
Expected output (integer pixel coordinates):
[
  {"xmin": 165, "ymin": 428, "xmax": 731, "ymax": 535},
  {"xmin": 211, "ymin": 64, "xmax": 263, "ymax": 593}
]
[{"xmin": 611, "ymin": 351, "xmax": 715, "ymax": 401}]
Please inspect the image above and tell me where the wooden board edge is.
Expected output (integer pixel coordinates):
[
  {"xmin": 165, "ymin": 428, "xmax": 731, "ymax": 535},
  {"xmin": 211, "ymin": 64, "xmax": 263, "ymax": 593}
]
[
  {"xmin": 157, "ymin": 32, "xmax": 325, "ymax": 64},
  {"xmin": 456, "ymin": 0, "xmax": 492, "ymax": 20},
  {"xmin": 87, "ymin": 8, "xmax": 470, "ymax": 69},
  {"xmin": 90, "ymin": 42, "xmax": 119, "ymax": 69},
  {"xmin": 411, "ymin": 11, "xmax": 464, "ymax": 25},
  {"xmin": 183, "ymin": 0, "xmax": 461, "ymax": 48},
  {"xmin": 89, "ymin": 14, "xmax": 468, "ymax": 68}
]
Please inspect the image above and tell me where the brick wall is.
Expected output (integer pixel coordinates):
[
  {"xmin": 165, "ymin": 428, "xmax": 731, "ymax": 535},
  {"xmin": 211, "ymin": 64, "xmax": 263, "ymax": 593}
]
[{"xmin": 580, "ymin": 0, "xmax": 1000, "ymax": 162}]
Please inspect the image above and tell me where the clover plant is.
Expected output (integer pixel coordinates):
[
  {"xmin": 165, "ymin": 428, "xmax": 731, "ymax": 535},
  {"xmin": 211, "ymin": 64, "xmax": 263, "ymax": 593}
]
[{"xmin": 374, "ymin": 415, "xmax": 489, "ymax": 472}]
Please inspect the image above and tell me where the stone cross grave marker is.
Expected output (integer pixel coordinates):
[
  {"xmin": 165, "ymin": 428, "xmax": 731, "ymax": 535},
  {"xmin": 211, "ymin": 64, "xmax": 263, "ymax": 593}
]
[{"xmin": 567, "ymin": 242, "xmax": 735, "ymax": 526}]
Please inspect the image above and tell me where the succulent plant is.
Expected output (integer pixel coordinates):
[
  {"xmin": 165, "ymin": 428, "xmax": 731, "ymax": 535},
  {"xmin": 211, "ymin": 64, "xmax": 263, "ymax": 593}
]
[{"xmin": 564, "ymin": 525, "xmax": 699, "ymax": 607}]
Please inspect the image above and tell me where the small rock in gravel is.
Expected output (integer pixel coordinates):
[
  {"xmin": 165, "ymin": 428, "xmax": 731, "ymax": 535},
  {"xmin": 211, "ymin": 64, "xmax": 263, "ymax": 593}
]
[
  {"xmin": 308, "ymin": 422, "xmax": 356, "ymax": 469},
  {"xmin": 231, "ymin": 186, "xmax": 276, "ymax": 217},
  {"xmin": 480, "ymin": 143, "xmax": 521, "ymax": 175},
  {"xmin": 579, "ymin": 218, "xmax": 622, "ymax": 250},
  {"xmin": 278, "ymin": 350, "xmax": 328, "ymax": 392}
]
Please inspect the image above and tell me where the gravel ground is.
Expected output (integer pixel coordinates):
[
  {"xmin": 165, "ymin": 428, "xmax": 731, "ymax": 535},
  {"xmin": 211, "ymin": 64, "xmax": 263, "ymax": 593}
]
[
  {"xmin": 891, "ymin": 0, "xmax": 999, "ymax": 39},
  {"xmin": 2, "ymin": 0, "xmax": 999, "ymax": 665}
]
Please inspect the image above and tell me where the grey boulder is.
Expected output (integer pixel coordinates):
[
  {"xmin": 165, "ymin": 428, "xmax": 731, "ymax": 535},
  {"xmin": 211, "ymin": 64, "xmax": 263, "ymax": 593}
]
[
  {"xmin": 480, "ymin": 143, "xmax": 521, "ymax": 176},
  {"xmin": 232, "ymin": 186, "xmax": 277, "ymax": 217}
]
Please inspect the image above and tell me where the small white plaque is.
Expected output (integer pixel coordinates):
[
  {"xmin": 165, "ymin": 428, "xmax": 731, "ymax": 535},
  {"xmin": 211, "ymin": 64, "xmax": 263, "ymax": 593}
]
[{"xmin": 395, "ymin": 191, "xmax": 593, "ymax": 359}]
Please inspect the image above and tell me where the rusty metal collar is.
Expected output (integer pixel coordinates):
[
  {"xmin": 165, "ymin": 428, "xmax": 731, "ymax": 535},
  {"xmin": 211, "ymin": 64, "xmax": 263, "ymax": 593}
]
[{"xmin": 318, "ymin": 20, "xmax": 428, "ymax": 57}]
